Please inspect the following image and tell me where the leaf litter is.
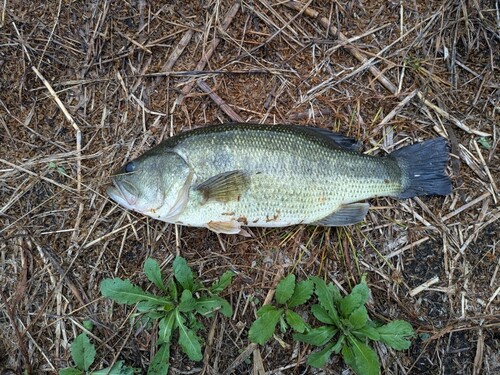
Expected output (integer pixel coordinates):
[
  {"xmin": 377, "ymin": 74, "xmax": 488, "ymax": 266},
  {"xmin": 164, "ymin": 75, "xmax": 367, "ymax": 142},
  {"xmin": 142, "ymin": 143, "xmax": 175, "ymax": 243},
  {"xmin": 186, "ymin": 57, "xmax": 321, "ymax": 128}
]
[{"xmin": 0, "ymin": 0, "xmax": 498, "ymax": 374}]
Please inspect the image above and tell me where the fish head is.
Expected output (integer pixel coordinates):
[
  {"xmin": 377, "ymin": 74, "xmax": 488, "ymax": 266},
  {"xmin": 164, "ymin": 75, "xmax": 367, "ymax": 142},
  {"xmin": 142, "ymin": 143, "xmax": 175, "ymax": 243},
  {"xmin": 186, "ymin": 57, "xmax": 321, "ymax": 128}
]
[{"xmin": 107, "ymin": 148, "xmax": 192, "ymax": 221}]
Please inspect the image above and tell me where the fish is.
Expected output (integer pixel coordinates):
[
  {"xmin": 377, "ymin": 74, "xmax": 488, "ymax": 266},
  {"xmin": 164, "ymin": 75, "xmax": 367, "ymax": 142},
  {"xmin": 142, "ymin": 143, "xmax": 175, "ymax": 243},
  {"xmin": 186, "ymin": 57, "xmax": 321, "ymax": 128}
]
[{"xmin": 107, "ymin": 123, "xmax": 452, "ymax": 236}]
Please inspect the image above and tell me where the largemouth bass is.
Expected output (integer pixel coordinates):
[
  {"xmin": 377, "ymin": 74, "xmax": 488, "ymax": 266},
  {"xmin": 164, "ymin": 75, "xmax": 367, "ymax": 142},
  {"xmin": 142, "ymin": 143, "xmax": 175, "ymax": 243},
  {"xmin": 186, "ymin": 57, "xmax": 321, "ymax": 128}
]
[{"xmin": 107, "ymin": 124, "xmax": 451, "ymax": 235}]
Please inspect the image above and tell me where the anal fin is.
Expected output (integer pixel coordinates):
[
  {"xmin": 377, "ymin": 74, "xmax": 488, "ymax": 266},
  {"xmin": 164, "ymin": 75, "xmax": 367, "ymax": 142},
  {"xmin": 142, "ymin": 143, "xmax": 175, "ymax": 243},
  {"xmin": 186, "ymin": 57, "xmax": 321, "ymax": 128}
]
[{"xmin": 315, "ymin": 203, "xmax": 369, "ymax": 226}]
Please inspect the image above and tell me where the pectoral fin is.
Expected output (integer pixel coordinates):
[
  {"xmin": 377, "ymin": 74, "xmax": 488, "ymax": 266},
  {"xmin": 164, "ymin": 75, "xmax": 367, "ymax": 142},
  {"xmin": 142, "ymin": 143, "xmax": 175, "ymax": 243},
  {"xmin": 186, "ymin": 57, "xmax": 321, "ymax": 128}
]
[
  {"xmin": 195, "ymin": 170, "xmax": 250, "ymax": 203},
  {"xmin": 206, "ymin": 220, "xmax": 251, "ymax": 237},
  {"xmin": 315, "ymin": 203, "xmax": 369, "ymax": 226}
]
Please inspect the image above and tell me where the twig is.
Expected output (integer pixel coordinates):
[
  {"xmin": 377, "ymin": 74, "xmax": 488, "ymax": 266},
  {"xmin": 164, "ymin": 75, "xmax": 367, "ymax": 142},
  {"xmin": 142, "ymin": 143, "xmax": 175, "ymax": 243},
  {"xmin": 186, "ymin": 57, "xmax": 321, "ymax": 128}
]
[
  {"xmin": 284, "ymin": 1, "xmax": 491, "ymax": 137},
  {"xmin": 81, "ymin": 1, "xmax": 110, "ymax": 77},
  {"xmin": 222, "ymin": 269, "xmax": 284, "ymax": 374},
  {"xmin": 372, "ymin": 89, "xmax": 418, "ymax": 134},
  {"xmin": 472, "ymin": 328, "xmax": 484, "ymax": 375},
  {"xmin": 35, "ymin": 242, "xmax": 90, "ymax": 308},
  {"xmin": 0, "ymin": 248, "xmax": 31, "ymax": 372},
  {"xmin": 201, "ymin": 313, "xmax": 220, "ymax": 375},
  {"xmin": 416, "ymin": 91, "xmax": 490, "ymax": 137},
  {"xmin": 197, "ymin": 80, "xmax": 243, "ymax": 122},
  {"xmin": 1, "ymin": 0, "xmax": 5, "ymax": 27},
  {"xmin": 154, "ymin": 29, "xmax": 194, "ymax": 86},
  {"xmin": 0, "ymin": 158, "xmax": 77, "ymax": 193},
  {"xmin": 485, "ymin": 285, "xmax": 500, "ymax": 311},
  {"xmin": 287, "ymin": 107, "xmax": 332, "ymax": 121},
  {"xmin": 386, "ymin": 236, "xmax": 430, "ymax": 259},
  {"xmin": 459, "ymin": 209, "xmax": 500, "ymax": 253},
  {"xmin": 441, "ymin": 192, "xmax": 491, "ymax": 222},
  {"xmin": 118, "ymin": 30, "xmax": 152, "ymax": 54},
  {"xmin": 253, "ymin": 345, "xmax": 266, "ymax": 375},
  {"xmin": 16, "ymin": 318, "xmax": 55, "ymax": 371},
  {"xmin": 222, "ymin": 343, "xmax": 257, "ymax": 375},
  {"xmin": 409, "ymin": 276, "xmax": 440, "ymax": 297},
  {"xmin": 239, "ymin": 0, "xmax": 312, "ymax": 58},
  {"xmin": 82, "ymin": 221, "xmax": 139, "ymax": 249},
  {"xmin": 176, "ymin": 2, "xmax": 240, "ymax": 105},
  {"xmin": 31, "ymin": 66, "xmax": 84, "ymax": 244},
  {"xmin": 37, "ymin": 0, "xmax": 63, "ymax": 70},
  {"xmin": 473, "ymin": 139, "xmax": 498, "ymax": 198}
]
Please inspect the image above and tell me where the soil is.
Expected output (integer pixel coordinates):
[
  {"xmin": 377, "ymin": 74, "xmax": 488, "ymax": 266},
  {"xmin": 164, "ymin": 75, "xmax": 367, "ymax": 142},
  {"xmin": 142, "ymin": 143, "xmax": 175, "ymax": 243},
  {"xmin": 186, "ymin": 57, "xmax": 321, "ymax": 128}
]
[{"xmin": 0, "ymin": 1, "xmax": 498, "ymax": 374}]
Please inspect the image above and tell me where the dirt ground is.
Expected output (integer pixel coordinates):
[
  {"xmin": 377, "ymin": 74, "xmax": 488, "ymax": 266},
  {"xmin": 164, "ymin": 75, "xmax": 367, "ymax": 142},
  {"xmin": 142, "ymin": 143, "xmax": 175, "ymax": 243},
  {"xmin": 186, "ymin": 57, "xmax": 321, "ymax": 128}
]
[{"xmin": 0, "ymin": 1, "xmax": 499, "ymax": 374}]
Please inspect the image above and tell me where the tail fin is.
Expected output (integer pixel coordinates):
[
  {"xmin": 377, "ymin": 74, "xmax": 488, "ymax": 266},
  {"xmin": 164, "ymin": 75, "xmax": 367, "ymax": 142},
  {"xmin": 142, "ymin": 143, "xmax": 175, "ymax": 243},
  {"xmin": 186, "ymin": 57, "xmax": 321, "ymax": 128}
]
[{"xmin": 391, "ymin": 138, "xmax": 452, "ymax": 199}]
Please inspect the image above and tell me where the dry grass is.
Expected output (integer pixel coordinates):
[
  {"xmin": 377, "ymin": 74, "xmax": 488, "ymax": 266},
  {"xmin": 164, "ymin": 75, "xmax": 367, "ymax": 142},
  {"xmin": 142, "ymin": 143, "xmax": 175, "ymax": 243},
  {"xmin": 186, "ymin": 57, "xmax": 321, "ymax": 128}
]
[{"xmin": 0, "ymin": 0, "xmax": 499, "ymax": 374}]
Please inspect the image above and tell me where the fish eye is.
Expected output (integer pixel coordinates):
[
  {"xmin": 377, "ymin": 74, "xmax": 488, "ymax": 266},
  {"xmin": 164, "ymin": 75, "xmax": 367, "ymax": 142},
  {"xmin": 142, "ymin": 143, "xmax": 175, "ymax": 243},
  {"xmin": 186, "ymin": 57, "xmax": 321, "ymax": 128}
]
[{"xmin": 124, "ymin": 161, "xmax": 135, "ymax": 173}]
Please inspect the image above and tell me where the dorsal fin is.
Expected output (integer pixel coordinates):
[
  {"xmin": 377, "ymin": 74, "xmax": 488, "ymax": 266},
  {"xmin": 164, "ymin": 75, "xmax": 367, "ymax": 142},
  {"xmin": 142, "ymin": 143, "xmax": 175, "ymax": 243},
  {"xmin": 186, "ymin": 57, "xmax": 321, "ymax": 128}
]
[{"xmin": 290, "ymin": 126, "xmax": 362, "ymax": 152}]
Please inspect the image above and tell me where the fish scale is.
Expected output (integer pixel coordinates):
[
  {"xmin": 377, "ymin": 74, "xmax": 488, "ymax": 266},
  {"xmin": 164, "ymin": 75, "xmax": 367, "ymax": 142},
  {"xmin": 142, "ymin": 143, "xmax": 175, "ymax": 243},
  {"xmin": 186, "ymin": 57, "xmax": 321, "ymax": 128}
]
[
  {"xmin": 165, "ymin": 125, "xmax": 401, "ymax": 227},
  {"xmin": 107, "ymin": 123, "xmax": 451, "ymax": 235}
]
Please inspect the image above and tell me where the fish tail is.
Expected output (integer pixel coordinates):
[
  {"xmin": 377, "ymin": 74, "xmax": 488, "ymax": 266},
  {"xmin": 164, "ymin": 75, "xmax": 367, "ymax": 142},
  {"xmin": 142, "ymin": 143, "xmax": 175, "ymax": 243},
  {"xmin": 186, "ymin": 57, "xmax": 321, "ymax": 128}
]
[{"xmin": 391, "ymin": 137, "xmax": 452, "ymax": 198}]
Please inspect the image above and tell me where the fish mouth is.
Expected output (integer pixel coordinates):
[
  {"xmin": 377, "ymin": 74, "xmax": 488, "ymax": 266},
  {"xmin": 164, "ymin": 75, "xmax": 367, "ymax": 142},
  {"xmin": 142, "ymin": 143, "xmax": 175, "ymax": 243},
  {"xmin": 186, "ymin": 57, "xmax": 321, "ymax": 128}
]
[{"xmin": 107, "ymin": 179, "xmax": 139, "ymax": 209}]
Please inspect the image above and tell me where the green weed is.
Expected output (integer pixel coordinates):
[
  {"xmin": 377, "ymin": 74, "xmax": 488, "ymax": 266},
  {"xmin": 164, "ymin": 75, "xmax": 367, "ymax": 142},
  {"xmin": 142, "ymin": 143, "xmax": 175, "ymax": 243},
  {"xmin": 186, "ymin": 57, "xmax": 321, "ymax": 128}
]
[{"xmin": 100, "ymin": 257, "xmax": 234, "ymax": 375}]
